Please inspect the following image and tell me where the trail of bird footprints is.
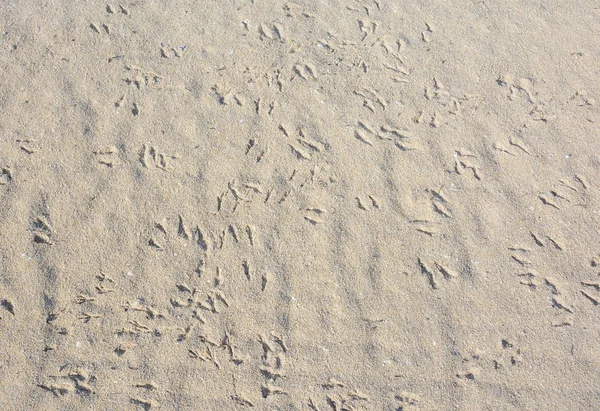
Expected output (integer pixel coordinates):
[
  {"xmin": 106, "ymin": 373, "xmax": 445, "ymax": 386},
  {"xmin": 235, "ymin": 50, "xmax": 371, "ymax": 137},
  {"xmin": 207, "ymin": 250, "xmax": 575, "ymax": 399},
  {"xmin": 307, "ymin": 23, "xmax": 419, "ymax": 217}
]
[
  {"xmin": 32, "ymin": 214, "xmax": 53, "ymax": 245},
  {"xmin": 538, "ymin": 175, "xmax": 589, "ymax": 210},
  {"xmin": 4, "ymin": 1, "xmax": 594, "ymax": 409},
  {"xmin": 353, "ymin": 120, "xmax": 419, "ymax": 151},
  {"xmin": 454, "ymin": 149, "xmax": 482, "ymax": 181},
  {"xmin": 497, "ymin": 74, "xmax": 551, "ymax": 122},
  {"xmin": 455, "ymin": 338, "xmax": 523, "ymax": 383},
  {"xmin": 508, "ymin": 217, "xmax": 600, "ymax": 326},
  {"xmin": 93, "ymin": 146, "xmax": 118, "ymax": 168},
  {"xmin": 418, "ymin": 257, "xmax": 458, "ymax": 290},
  {"xmin": 139, "ymin": 144, "xmax": 178, "ymax": 171}
]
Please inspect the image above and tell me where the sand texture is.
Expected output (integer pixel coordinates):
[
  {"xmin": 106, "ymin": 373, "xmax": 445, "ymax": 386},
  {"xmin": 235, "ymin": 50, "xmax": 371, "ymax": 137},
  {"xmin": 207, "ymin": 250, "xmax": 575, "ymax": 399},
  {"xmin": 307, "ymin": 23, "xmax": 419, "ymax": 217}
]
[{"xmin": 1, "ymin": 1, "xmax": 600, "ymax": 409}]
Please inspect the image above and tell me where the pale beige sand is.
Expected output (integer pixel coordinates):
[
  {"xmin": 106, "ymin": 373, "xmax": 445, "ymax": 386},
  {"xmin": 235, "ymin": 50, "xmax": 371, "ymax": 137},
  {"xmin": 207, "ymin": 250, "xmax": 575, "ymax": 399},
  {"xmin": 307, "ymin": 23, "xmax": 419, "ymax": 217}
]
[{"xmin": 1, "ymin": 1, "xmax": 599, "ymax": 409}]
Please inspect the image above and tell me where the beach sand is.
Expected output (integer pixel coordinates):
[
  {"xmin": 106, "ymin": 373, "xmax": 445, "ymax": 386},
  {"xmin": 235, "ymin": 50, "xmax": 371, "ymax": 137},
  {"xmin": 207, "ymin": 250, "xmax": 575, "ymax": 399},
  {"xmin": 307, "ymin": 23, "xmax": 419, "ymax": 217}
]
[{"xmin": 1, "ymin": 1, "xmax": 599, "ymax": 409}]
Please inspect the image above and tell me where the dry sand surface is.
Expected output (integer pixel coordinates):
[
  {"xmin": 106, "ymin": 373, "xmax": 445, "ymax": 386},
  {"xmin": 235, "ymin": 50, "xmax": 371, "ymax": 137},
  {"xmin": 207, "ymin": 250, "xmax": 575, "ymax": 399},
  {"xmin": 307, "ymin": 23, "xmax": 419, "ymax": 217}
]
[{"xmin": 1, "ymin": 0, "xmax": 599, "ymax": 409}]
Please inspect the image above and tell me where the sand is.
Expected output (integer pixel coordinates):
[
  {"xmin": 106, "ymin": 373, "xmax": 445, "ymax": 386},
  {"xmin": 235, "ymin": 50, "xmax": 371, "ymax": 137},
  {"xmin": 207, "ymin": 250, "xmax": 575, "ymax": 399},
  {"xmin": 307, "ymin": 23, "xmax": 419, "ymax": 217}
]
[{"xmin": 0, "ymin": 0, "xmax": 599, "ymax": 409}]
